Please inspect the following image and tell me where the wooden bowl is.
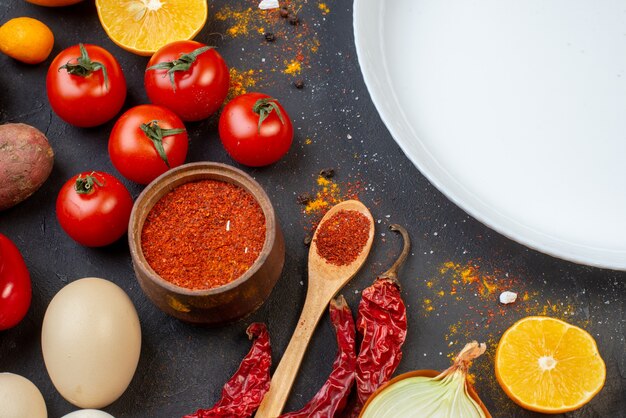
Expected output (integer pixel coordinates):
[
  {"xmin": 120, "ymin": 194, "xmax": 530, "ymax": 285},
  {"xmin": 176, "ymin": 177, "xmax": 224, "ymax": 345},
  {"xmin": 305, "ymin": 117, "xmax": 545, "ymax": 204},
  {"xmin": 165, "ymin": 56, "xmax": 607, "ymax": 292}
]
[
  {"xmin": 360, "ymin": 369, "xmax": 492, "ymax": 418},
  {"xmin": 128, "ymin": 162, "xmax": 285, "ymax": 325}
]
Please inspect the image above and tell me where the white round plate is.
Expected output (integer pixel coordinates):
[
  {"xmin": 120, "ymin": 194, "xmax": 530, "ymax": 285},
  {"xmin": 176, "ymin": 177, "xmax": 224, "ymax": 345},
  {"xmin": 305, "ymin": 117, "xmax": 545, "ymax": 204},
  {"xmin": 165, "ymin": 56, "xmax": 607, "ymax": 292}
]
[{"xmin": 354, "ymin": 0, "xmax": 626, "ymax": 270}]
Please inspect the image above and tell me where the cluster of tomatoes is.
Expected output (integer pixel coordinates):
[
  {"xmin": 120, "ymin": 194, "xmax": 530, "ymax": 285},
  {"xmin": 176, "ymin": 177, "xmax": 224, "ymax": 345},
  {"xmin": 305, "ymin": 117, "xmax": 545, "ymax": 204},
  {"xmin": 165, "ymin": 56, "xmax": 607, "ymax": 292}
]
[
  {"xmin": 48, "ymin": 40, "xmax": 294, "ymax": 248},
  {"xmin": 2, "ymin": 39, "xmax": 294, "ymax": 330}
]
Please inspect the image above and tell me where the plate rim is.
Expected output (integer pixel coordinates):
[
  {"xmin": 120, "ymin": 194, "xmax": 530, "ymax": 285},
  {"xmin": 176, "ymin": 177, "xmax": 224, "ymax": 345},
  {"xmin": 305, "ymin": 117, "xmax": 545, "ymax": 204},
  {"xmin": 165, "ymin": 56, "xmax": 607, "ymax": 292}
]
[{"xmin": 353, "ymin": 0, "xmax": 626, "ymax": 271}]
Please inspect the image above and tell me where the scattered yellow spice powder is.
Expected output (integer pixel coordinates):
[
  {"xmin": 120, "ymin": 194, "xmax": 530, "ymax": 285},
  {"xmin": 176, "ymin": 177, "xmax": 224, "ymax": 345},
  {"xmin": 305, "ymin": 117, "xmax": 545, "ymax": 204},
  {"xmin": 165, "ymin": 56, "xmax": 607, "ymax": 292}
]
[
  {"xmin": 440, "ymin": 261, "xmax": 458, "ymax": 274},
  {"xmin": 317, "ymin": 176, "xmax": 331, "ymax": 187},
  {"xmin": 311, "ymin": 38, "xmax": 321, "ymax": 53},
  {"xmin": 228, "ymin": 68, "xmax": 257, "ymax": 101},
  {"xmin": 215, "ymin": 6, "xmax": 256, "ymax": 37},
  {"xmin": 423, "ymin": 298, "xmax": 434, "ymax": 312},
  {"xmin": 304, "ymin": 176, "xmax": 341, "ymax": 214},
  {"xmin": 481, "ymin": 278, "xmax": 497, "ymax": 296},
  {"xmin": 284, "ymin": 59, "xmax": 303, "ymax": 75},
  {"xmin": 305, "ymin": 200, "xmax": 328, "ymax": 212}
]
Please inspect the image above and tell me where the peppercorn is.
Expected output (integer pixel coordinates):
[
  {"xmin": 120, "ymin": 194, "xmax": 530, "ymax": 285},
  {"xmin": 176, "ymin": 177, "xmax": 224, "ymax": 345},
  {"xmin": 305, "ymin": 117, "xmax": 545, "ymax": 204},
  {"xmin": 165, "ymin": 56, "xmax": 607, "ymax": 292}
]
[
  {"xmin": 279, "ymin": 7, "xmax": 289, "ymax": 18},
  {"xmin": 288, "ymin": 13, "xmax": 299, "ymax": 25},
  {"xmin": 294, "ymin": 79, "xmax": 305, "ymax": 89},
  {"xmin": 264, "ymin": 32, "xmax": 276, "ymax": 42},
  {"xmin": 303, "ymin": 235, "xmax": 312, "ymax": 246},
  {"xmin": 297, "ymin": 193, "xmax": 312, "ymax": 205},
  {"xmin": 319, "ymin": 168, "xmax": 335, "ymax": 179}
]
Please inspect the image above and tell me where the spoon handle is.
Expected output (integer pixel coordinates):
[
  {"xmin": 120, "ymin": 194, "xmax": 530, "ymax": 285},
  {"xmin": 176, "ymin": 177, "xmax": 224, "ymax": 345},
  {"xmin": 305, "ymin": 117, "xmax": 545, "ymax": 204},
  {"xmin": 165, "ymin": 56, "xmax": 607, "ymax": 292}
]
[{"xmin": 255, "ymin": 286, "xmax": 332, "ymax": 417}]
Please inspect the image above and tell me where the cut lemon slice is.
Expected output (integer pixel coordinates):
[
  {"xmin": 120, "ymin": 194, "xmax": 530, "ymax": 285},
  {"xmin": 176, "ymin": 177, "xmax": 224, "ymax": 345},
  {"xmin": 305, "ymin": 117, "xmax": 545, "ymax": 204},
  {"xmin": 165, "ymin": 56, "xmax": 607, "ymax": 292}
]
[
  {"xmin": 95, "ymin": 0, "xmax": 207, "ymax": 56},
  {"xmin": 495, "ymin": 316, "xmax": 606, "ymax": 414}
]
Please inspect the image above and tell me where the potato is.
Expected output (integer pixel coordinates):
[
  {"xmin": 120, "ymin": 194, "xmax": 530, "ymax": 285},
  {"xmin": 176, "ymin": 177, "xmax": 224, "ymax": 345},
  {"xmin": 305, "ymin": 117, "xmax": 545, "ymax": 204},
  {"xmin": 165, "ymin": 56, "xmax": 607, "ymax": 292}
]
[{"xmin": 0, "ymin": 123, "xmax": 54, "ymax": 210}]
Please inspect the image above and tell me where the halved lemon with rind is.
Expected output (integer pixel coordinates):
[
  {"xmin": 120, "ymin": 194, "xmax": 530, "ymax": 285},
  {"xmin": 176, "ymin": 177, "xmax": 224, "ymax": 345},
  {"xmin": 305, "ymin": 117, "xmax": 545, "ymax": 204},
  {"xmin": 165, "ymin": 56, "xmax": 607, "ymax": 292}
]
[
  {"xmin": 495, "ymin": 316, "xmax": 606, "ymax": 414},
  {"xmin": 95, "ymin": 0, "xmax": 207, "ymax": 56}
]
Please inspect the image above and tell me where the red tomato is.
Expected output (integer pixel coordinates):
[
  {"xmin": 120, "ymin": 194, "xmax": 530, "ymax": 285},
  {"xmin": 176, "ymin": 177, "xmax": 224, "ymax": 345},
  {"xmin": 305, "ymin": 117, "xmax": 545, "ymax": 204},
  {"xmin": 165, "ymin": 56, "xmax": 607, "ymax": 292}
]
[
  {"xmin": 47, "ymin": 43, "xmax": 126, "ymax": 127},
  {"xmin": 144, "ymin": 40, "xmax": 229, "ymax": 122},
  {"xmin": 218, "ymin": 93, "xmax": 294, "ymax": 166},
  {"xmin": 56, "ymin": 171, "xmax": 133, "ymax": 247},
  {"xmin": 109, "ymin": 105, "xmax": 188, "ymax": 185},
  {"xmin": 0, "ymin": 234, "xmax": 32, "ymax": 330}
]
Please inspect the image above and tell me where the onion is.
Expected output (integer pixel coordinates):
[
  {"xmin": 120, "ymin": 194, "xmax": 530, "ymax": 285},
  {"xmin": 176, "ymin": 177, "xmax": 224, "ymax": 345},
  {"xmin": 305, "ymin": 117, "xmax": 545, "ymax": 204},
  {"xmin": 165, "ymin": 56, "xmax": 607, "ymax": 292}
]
[{"xmin": 360, "ymin": 341, "xmax": 491, "ymax": 418}]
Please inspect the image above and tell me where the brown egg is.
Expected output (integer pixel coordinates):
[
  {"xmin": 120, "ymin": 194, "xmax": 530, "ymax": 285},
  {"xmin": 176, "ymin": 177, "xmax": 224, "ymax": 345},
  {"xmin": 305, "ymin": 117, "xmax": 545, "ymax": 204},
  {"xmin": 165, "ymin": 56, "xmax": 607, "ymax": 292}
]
[
  {"xmin": 0, "ymin": 373, "xmax": 47, "ymax": 418},
  {"xmin": 42, "ymin": 278, "xmax": 141, "ymax": 408}
]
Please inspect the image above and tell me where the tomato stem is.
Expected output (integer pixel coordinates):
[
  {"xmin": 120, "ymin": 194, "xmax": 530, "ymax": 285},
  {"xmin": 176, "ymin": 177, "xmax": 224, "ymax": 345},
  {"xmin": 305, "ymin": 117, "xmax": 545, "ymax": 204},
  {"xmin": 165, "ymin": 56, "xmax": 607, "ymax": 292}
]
[
  {"xmin": 75, "ymin": 172, "xmax": 104, "ymax": 194},
  {"xmin": 146, "ymin": 46, "xmax": 213, "ymax": 91},
  {"xmin": 59, "ymin": 44, "xmax": 109, "ymax": 90},
  {"xmin": 253, "ymin": 98, "xmax": 285, "ymax": 134},
  {"xmin": 140, "ymin": 120, "xmax": 186, "ymax": 168}
]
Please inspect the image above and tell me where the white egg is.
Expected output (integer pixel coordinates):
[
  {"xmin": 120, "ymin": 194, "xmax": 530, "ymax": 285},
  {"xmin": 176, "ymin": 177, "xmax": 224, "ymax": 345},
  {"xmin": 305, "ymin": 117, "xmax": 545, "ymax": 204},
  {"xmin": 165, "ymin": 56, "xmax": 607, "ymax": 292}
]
[
  {"xmin": 42, "ymin": 277, "xmax": 141, "ymax": 409},
  {"xmin": 0, "ymin": 373, "xmax": 47, "ymax": 418},
  {"xmin": 62, "ymin": 409, "xmax": 115, "ymax": 418}
]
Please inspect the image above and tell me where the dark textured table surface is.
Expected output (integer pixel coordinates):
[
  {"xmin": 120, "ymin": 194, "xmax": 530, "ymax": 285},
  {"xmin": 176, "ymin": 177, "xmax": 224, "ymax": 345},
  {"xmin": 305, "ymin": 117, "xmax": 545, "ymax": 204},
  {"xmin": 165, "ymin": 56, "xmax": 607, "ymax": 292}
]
[{"xmin": 1, "ymin": 1, "xmax": 624, "ymax": 417}]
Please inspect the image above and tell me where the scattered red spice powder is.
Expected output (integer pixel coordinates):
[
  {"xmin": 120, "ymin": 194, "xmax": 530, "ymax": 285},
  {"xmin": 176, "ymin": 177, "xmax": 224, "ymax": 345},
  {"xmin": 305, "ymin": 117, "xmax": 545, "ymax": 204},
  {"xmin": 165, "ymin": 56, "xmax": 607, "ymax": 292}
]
[
  {"xmin": 141, "ymin": 180, "xmax": 266, "ymax": 290},
  {"xmin": 315, "ymin": 210, "xmax": 370, "ymax": 266}
]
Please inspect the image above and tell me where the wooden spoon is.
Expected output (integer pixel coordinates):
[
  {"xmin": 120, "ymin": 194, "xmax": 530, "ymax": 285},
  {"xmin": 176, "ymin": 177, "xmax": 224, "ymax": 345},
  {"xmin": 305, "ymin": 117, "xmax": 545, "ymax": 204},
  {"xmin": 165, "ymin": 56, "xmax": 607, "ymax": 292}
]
[{"xmin": 255, "ymin": 200, "xmax": 375, "ymax": 418}]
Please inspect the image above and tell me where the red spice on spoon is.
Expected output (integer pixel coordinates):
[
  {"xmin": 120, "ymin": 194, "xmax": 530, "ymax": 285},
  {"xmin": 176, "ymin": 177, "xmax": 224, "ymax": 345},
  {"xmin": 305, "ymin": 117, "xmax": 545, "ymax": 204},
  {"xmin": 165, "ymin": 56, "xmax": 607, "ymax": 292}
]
[
  {"xmin": 314, "ymin": 209, "xmax": 371, "ymax": 266},
  {"xmin": 141, "ymin": 179, "xmax": 266, "ymax": 290}
]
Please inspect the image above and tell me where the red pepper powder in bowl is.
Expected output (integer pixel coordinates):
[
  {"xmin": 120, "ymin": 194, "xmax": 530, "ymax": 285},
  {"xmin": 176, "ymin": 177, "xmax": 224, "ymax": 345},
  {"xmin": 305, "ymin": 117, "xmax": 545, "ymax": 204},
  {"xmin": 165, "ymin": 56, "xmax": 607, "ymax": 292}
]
[
  {"xmin": 141, "ymin": 180, "xmax": 266, "ymax": 290},
  {"xmin": 315, "ymin": 209, "xmax": 370, "ymax": 266}
]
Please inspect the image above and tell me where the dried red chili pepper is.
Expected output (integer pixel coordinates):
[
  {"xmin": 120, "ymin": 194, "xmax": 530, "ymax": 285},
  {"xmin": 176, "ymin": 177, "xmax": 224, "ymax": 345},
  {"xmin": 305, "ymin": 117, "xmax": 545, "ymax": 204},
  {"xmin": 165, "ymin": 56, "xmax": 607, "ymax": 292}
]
[
  {"xmin": 183, "ymin": 323, "xmax": 271, "ymax": 418},
  {"xmin": 279, "ymin": 295, "xmax": 356, "ymax": 418},
  {"xmin": 345, "ymin": 224, "xmax": 411, "ymax": 417}
]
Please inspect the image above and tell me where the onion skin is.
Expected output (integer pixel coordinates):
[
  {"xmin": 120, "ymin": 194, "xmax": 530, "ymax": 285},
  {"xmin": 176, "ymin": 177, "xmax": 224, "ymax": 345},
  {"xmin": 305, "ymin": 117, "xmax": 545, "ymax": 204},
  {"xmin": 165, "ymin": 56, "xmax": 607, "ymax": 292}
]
[{"xmin": 359, "ymin": 369, "xmax": 492, "ymax": 418}]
